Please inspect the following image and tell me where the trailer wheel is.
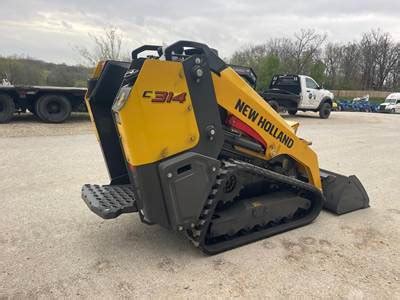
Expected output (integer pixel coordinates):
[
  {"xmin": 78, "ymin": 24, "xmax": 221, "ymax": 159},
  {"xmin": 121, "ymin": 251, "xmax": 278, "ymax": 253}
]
[
  {"xmin": 268, "ymin": 100, "xmax": 279, "ymax": 112},
  {"xmin": 288, "ymin": 109, "xmax": 297, "ymax": 115},
  {"xmin": 319, "ymin": 102, "xmax": 331, "ymax": 119},
  {"xmin": 35, "ymin": 95, "xmax": 72, "ymax": 123},
  {"xmin": 0, "ymin": 94, "xmax": 15, "ymax": 123},
  {"xmin": 29, "ymin": 105, "xmax": 38, "ymax": 117}
]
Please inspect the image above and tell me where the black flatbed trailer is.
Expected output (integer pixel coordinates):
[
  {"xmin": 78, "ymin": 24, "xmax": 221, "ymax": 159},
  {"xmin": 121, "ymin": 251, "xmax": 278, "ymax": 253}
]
[{"xmin": 0, "ymin": 84, "xmax": 87, "ymax": 123}]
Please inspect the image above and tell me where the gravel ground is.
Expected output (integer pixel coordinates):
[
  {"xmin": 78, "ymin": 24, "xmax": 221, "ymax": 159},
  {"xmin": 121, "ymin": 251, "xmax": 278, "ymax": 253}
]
[
  {"xmin": 0, "ymin": 113, "xmax": 92, "ymax": 138},
  {"xmin": 1, "ymin": 111, "xmax": 400, "ymax": 299}
]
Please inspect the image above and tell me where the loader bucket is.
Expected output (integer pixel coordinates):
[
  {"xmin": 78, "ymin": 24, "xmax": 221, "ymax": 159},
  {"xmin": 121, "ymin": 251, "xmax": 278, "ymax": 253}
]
[{"xmin": 320, "ymin": 169, "xmax": 369, "ymax": 215}]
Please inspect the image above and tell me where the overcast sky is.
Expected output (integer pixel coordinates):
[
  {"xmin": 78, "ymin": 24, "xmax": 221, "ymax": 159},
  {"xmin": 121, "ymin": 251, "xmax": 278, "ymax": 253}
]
[{"xmin": 1, "ymin": 0, "xmax": 399, "ymax": 65}]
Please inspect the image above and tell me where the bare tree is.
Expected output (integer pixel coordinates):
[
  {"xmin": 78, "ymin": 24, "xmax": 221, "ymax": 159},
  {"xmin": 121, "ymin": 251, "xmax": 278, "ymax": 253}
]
[
  {"xmin": 267, "ymin": 38, "xmax": 292, "ymax": 60},
  {"xmin": 340, "ymin": 43, "xmax": 362, "ymax": 89},
  {"xmin": 76, "ymin": 27, "xmax": 124, "ymax": 66},
  {"xmin": 359, "ymin": 31, "xmax": 378, "ymax": 89},
  {"xmin": 290, "ymin": 29, "xmax": 327, "ymax": 73},
  {"xmin": 372, "ymin": 31, "xmax": 400, "ymax": 89},
  {"xmin": 357, "ymin": 29, "xmax": 400, "ymax": 90},
  {"xmin": 230, "ymin": 44, "xmax": 268, "ymax": 67},
  {"xmin": 324, "ymin": 43, "xmax": 343, "ymax": 88},
  {"xmin": 230, "ymin": 28, "xmax": 399, "ymax": 91},
  {"xmin": 388, "ymin": 52, "xmax": 400, "ymax": 90}
]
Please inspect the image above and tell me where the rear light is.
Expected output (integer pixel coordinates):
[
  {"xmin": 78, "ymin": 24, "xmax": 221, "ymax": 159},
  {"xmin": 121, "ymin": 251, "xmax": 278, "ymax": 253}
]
[{"xmin": 112, "ymin": 86, "xmax": 132, "ymax": 112}]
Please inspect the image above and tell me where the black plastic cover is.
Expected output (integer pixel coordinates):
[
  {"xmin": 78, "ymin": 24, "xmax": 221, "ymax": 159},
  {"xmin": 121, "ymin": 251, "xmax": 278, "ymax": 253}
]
[{"xmin": 158, "ymin": 152, "xmax": 220, "ymax": 230}]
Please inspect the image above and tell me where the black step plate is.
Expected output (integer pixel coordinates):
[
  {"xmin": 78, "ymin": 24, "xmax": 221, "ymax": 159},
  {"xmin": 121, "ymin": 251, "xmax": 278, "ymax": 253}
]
[{"xmin": 81, "ymin": 184, "xmax": 137, "ymax": 219}]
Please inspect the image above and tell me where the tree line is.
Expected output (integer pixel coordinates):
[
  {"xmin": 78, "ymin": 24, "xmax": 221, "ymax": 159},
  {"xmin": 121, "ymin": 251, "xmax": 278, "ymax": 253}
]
[
  {"xmin": 0, "ymin": 27, "xmax": 124, "ymax": 87},
  {"xmin": 0, "ymin": 56, "xmax": 90, "ymax": 87},
  {"xmin": 1, "ymin": 28, "xmax": 399, "ymax": 92},
  {"xmin": 230, "ymin": 29, "xmax": 400, "ymax": 91}
]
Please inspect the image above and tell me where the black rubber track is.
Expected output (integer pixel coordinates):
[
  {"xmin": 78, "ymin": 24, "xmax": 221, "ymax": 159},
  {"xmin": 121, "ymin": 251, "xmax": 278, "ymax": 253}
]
[{"xmin": 192, "ymin": 159, "xmax": 324, "ymax": 255}]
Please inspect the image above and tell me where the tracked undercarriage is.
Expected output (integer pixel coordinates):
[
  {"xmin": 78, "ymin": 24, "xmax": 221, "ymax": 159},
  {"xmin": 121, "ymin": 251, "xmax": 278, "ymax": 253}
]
[{"xmin": 185, "ymin": 158, "xmax": 323, "ymax": 254}]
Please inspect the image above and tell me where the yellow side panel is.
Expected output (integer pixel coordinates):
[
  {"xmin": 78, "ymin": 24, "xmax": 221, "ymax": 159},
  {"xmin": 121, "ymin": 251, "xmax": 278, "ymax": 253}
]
[
  {"xmin": 285, "ymin": 120, "xmax": 300, "ymax": 134},
  {"xmin": 116, "ymin": 59, "xmax": 200, "ymax": 166},
  {"xmin": 212, "ymin": 67, "xmax": 322, "ymax": 189}
]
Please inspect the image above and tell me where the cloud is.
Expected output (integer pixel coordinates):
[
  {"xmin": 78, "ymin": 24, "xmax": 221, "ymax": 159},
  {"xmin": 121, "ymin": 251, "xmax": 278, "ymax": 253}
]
[{"xmin": 0, "ymin": 0, "xmax": 399, "ymax": 64}]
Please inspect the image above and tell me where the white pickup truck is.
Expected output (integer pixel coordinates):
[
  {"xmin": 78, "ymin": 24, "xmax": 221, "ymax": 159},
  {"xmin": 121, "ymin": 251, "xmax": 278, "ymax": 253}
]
[
  {"xmin": 379, "ymin": 93, "xmax": 400, "ymax": 113},
  {"xmin": 261, "ymin": 74, "xmax": 335, "ymax": 119}
]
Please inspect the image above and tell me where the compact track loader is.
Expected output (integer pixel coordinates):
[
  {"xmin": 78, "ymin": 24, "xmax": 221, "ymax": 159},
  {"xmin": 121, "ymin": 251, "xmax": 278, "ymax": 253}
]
[{"xmin": 82, "ymin": 41, "xmax": 369, "ymax": 254}]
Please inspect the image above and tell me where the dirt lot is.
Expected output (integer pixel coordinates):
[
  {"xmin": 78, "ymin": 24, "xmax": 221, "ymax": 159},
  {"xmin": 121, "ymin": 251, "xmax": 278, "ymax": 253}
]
[{"xmin": 1, "ymin": 111, "xmax": 400, "ymax": 299}]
